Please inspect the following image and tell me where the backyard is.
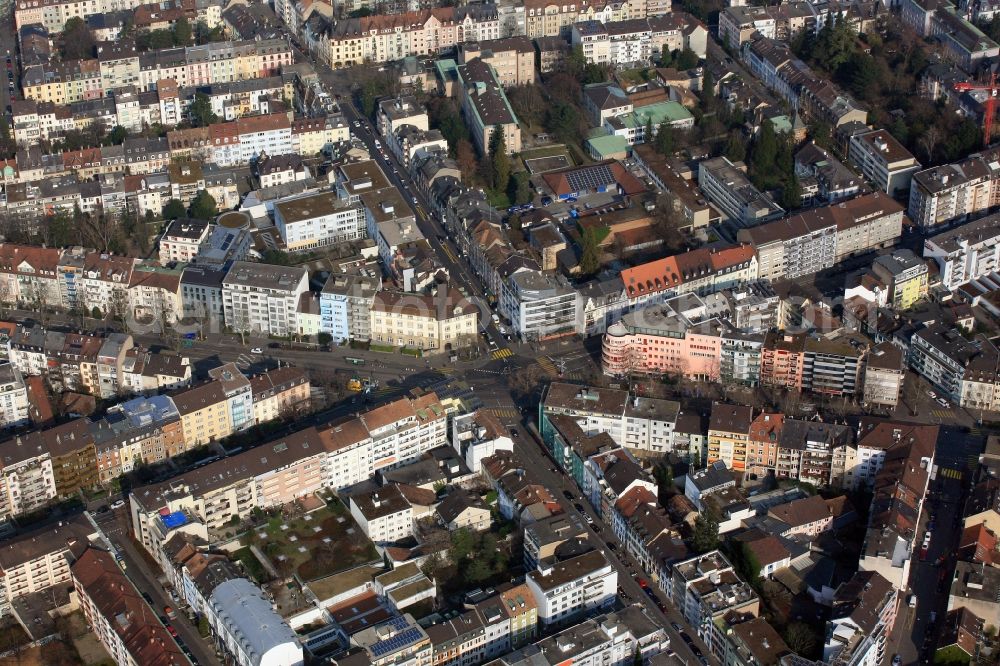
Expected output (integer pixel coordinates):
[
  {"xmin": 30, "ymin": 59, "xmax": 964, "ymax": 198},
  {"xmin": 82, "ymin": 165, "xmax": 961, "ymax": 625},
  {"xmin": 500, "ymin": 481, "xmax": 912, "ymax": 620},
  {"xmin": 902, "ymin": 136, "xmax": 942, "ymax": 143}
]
[{"xmin": 244, "ymin": 496, "xmax": 380, "ymax": 582}]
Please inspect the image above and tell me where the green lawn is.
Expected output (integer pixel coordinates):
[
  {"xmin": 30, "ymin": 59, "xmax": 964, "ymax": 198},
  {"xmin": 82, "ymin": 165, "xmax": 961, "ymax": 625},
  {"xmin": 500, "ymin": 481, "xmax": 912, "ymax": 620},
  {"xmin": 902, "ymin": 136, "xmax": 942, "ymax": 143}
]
[
  {"xmin": 233, "ymin": 546, "xmax": 270, "ymax": 583},
  {"xmin": 934, "ymin": 645, "xmax": 971, "ymax": 666},
  {"xmin": 251, "ymin": 499, "xmax": 379, "ymax": 582}
]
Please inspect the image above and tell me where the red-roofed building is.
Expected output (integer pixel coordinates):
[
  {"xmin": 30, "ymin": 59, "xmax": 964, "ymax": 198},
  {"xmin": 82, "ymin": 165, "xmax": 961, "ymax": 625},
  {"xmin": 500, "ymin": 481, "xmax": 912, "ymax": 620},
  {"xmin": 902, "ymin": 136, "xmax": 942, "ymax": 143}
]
[
  {"xmin": 71, "ymin": 548, "xmax": 187, "ymax": 666},
  {"xmin": 959, "ymin": 522, "xmax": 998, "ymax": 564},
  {"xmin": 620, "ymin": 244, "xmax": 758, "ymax": 306}
]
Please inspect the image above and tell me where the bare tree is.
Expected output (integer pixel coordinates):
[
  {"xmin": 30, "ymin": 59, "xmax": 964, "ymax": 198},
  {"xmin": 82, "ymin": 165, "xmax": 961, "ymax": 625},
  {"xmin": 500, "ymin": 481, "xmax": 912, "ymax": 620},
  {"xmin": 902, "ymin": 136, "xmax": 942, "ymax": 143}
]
[{"xmin": 918, "ymin": 125, "xmax": 942, "ymax": 163}]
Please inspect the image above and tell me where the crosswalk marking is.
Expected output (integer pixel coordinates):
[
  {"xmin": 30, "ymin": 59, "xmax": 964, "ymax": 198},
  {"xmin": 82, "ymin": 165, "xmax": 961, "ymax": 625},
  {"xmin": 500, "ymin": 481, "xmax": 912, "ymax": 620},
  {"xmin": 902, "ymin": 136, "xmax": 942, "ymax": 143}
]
[
  {"xmin": 940, "ymin": 468, "xmax": 963, "ymax": 480},
  {"xmin": 537, "ymin": 357, "xmax": 558, "ymax": 374},
  {"xmin": 492, "ymin": 348, "xmax": 514, "ymax": 360},
  {"xmin": 488, "ymin": 408, "xmax": 521, "ymax": 422}
]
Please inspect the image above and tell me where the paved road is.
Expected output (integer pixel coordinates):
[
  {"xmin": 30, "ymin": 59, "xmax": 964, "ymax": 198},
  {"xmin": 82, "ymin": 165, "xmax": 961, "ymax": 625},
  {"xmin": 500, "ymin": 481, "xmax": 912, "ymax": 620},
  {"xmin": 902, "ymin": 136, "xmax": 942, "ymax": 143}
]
[
  {"xmin": 92, "ymin": 506, "xmax": 219, "ymax": 666},
  {"xmin": 884, "ymin": 427, "xmax": 984, "ymax": 665},
  {"xmin": 511, "ymin": 420, "xmax": 716, "ymax": 665}
]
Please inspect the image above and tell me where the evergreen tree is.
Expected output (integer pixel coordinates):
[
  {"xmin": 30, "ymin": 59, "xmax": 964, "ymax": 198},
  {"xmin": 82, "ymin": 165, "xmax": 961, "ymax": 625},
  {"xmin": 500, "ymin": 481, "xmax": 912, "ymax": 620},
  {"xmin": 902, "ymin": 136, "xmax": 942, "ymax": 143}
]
[
  {"xmin": 188, "ymin": 190, "xmax": 217, "ymax": 220},
  {"xmin": 724, "ymin": 132, "xmax": 746, "ymax": 162},
  {"xmin": 654, "ymin": 121, "xmax": 675, "ymax": 155},
  {"xmin": 488, "ymin": 126, "xmax": 510, "ymax": 192},
  {"xmin": 749, "ymin": 119, "xmax": 778, "ymax": 189},
  {"xmin": 162, "ymin": 199, "xmax": 186, "ymax": 220},
  {"xmin": 781, "ymin": 175, "xmax": 802, "ymax": 210},
  {"xmin": 579, "ymin": 227, "xmax": 601, "ymax": 275}
]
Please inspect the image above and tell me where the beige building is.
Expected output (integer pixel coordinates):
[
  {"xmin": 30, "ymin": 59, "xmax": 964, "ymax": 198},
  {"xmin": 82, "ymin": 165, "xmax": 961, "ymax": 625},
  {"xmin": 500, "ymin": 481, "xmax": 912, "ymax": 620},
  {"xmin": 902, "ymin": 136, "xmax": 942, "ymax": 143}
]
[
  {"xmin": 370, "ymin": 289, "xmax": 478, "ymax": 353},
  {"xmin": 171, "ymin": 381, "xmax": 232, "ymax": 447},
  {"xmin": 863, "ymin": 342, "xmax": 905, "ymax": 409},
  {"xmin": 458, "ymin": 37, "xmax": 537, "ymax": 87},
  {"xmin": 456, "ymin": 58, "xmax": 522, "ymax": 156},
  {"xmin": 0, "ymin": 515, "xmax": 95, "ymax": 615},
  {"xmin": 249, "ymin": 366, "xmax": 311, "ymax": 425}
]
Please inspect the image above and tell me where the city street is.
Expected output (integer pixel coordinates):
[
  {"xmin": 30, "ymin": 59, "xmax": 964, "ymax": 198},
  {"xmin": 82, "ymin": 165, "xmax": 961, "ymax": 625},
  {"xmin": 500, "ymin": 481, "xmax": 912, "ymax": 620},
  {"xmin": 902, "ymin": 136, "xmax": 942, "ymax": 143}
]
[
  {"xmin": 92, "ymin": 506, "xmax": 219, "ymax": 665},
  {"xmin": 884, "ymin": 426, "xmax": 984, "ymax": 665},
  {"xmin": 511, "ymin": 420, "xmax": 717, "ymax": 665}
]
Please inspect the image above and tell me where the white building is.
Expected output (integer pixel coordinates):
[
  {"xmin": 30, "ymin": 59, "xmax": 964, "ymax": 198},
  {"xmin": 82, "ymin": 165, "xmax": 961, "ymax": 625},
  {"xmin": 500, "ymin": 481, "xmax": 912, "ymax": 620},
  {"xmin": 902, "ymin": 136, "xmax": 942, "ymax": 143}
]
[
  {"xmin": 525, "ymin": 550, "xmax": 617, "ymax": 625},
  {"xmin": 273, "ymin": 191, "xmax": 366, "ymax": 253},
  {"xmin": 222, "ymin": 262, "xmax": 309, "ymax": 337},
  {"xmin": 923, "ymin": 213, "xmax": 1000, "ymax": 291},
  {"xmin": 205, "ymin": 575, "xmax": 303, "ymax": 666},
  {"xmin": 349, "ymin": 484, "xmax": 413, "ymax": 546},
  {"xmin": 452, "ymin": 409, "xmax": 514, "ymax": 473},
  {"xmin": 847, "ymin": 129, "xmax": 921, "ymax": 198},
  {"xmin": 159, "ymin": 218, "xmax": 211, "ymax": 264},
  {"xmin": 501, "ymin": 270, "xmax": 579, "ymax": 342},
  {"xmin": 0, "ymin": 363, "xmax": 29, "ymax": 428}
]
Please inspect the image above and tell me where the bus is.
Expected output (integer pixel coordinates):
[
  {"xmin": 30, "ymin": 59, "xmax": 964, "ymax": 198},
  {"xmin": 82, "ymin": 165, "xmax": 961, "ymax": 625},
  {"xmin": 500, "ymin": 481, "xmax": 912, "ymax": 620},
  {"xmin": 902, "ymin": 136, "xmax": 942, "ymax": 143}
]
[{"xmin": 345, "ymin": 357, "xmax": 366, "ymax": 366}]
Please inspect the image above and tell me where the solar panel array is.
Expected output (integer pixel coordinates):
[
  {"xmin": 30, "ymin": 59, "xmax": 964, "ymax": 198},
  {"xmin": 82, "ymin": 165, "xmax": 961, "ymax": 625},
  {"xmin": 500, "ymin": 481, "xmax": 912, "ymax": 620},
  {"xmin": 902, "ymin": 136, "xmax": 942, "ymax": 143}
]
[
  {"xmin": 565, "ymin": 163, "xmax": 615, "ymax": 194},
  {"xmin": 370, "ymin": 627, "xmax": 424, "ymax": 657}
]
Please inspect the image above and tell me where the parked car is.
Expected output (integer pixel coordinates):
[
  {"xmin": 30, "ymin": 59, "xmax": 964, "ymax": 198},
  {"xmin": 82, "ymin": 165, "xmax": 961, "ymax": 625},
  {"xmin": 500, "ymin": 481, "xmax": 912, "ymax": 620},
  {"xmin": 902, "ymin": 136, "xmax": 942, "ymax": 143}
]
[
  {"xmin": 110, "ymin": 499, "xmax": 125, "ymax": 510},
  {"xmin": 562, "ymin": 490, "xmax": 574, "ymax": 501},
  {"xmin": 141, "ymin": 592, "xmax": 153, "ymax": 604},
  {"xmin": 573, "ymin": 502, "xmax": 585, "ymax": 513},
  {"xmin": 250, "ymin": 347, "xmax": 263, "ymax": 354}
]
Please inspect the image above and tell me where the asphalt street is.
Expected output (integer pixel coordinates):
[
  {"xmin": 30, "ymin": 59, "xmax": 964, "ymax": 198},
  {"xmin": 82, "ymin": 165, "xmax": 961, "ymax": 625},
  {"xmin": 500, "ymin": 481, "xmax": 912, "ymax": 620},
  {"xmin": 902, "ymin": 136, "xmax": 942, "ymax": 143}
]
[
  {"xmin": 92, "ymin": 505, "xmax": 218, "ymax": 665},
  {"xmin": 884, "ymin": 426, "xmax": 984, "ymax": 665},
  {"xmin": 512, "ymin": 420, "xmax": 716, "ymax": 665}
]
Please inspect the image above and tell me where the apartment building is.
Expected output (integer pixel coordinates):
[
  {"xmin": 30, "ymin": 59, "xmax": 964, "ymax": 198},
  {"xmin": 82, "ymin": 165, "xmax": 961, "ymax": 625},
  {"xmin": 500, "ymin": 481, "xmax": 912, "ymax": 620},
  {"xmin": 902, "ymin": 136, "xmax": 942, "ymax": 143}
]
[
  {"xmin": 129, "ymin": 428, "xmax": 327, "ymax": 553},
  {"xmin": 923, "ymin": 213, "xmax": 1000, "ymax": 291},
  {"xmin": 319, "ymin": 270, "xmax": 381, "ymax": 344},
  {"xmin": 0, "ymin": 363, "xmax": 28, "ymax": 428},
  {"xmin": 456, "ymin": 58, "xmax": 522, "ymax": 156},
  {"xmin": 369, "ymin": 289, "xmax": 478, "ymax": 353},
  {"xmin": 698, "ymin": 157, "xmax": 784, "ymax": 228},
  {"xmin": 525, "ymin": 550, "xmax": 617, "ymax": 625},
  {"xmin": 858, "ymin": 420, "xmax": 934, "ymax": 591},
  {"xmin": 718, "ymin": 2, "xmax": 813, "ymax": 48},
  {"xmin": 249, "ymin": 367, "xmax": 310, "ymax": 425},
  {"xmin": 823, "ymin": 571, "xmax": 898, "ymax": 666},
  {"xmin": 910, "ymin": 322, "xmax": 982, "ymax": 402},
  {"xmin": 738, "ymin": 193, "xmax": 903, "ymax": 281},
  {"xmin": 159, "ymin": 218, "xmax": 210, "ymax": 264},
  {"xmin": 0, "ymin": 431, "xmax": 58, "ymax": 521},
  {"xmin": 604, "ymin": 290, "xmax": 736, "ymax": 373},
  {"xmin": 426, "ymin": 600, "xmax": 512, "ymax": 666},
  {"xmin": 863, "ymin": 342, "xmax": 906, "ymax": 410},
  {"xmin": 350, "ymin": 484, "xmax": 414, "ymax": 546},
  {"xmin": 541, "ymin": 383, "xmax": 681, "ymax": 456},
  {"xmin": 847, "ymin": 129, "xmax": 922, "ymax": 197},
  {"xmin": 739, "ymin": 210, "xmax": 836, "ymax": 283},
  {"xmin": 907, "ymin": 148, "xmax": 1000, "ymax": 230},
  {"xmin": 866, "ymin": 251, "xmax": 926, "ymax": 311},
  {"xmin": 707, "ymin": 402, "xmax": 753, "ymax": 474},
  {"xmin": 452, "ymin": 409, "xmax": 514, "ymax": 473},
  {"xmin": 71, "ymin": 548, "xmax": 186, "ymax": 666},
  {"xmin": 502, "ymin": 270, "xmax": 579, "ymax": 342},
  {"xmin": 458, "ymin": 36, "xmax": 536, "ymax": 87},
  {"xmin": 222, "ymin": 262, "xmax": 309, "ymax": 337},
  {"xmin": 667, "ymin": 551, "xmax": 759, "ymax": 654},
  {"xmin": 741, "ymin": 34, "xmax": 867, "ymax": 128},
  {"xmin": 274, "ymin": 191, "xmax": 366, "ymax": 252},
  {"xmin": 0, "ymin": 514, "xmax": 95, "ymax": 617}
]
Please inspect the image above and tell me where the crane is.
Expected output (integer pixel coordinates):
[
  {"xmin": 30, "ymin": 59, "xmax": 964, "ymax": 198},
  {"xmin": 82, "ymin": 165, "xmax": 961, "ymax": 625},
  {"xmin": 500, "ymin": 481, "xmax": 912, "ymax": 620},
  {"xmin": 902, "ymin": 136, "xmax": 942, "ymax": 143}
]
[{"xmin": 954, "ymin": 72, "xmax": 1000, "ymax": 148}]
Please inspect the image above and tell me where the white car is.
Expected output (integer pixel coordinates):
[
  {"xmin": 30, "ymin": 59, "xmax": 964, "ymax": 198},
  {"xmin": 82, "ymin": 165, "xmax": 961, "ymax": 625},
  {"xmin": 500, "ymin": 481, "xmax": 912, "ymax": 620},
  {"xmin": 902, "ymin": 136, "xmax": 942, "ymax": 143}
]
[
  {"xmin": 110, "ymin": 499, "xmax": 125, "ymax": 510},
  {"xmin": 936, "ymin": 397, "xmax": 949, "ymax": 407},
  {"xmin": 250, "ymin": 347, "xmax": 263, "ymax": 354}
]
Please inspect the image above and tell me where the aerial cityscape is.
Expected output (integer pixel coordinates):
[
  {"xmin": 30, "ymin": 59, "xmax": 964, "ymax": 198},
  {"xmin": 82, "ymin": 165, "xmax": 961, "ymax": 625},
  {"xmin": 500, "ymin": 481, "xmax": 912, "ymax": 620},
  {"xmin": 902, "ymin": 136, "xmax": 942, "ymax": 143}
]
[{"xmin": 0, "ymin": 0, "xmax": 994, "ymax": 663}]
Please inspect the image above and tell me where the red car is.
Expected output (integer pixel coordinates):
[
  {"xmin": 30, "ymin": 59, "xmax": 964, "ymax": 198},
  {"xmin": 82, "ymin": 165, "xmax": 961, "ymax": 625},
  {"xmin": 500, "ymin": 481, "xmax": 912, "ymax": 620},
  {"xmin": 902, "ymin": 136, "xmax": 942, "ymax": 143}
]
[
  {"xmin": 637, "ymin": 578, "xmax": 649, "ymax": 589},
  {"xmin": 165, "ymin": 625, "xmax": 178, "ymax": 637}
]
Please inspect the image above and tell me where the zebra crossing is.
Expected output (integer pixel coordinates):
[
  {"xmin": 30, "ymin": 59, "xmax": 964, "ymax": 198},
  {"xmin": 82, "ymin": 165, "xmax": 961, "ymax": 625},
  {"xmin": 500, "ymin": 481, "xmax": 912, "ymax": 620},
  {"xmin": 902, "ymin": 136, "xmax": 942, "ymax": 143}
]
[
  {"xmin": 492, "ymin": 348, "xmax": 514, "ymax": 360},
  {"xmin": 488, "ymin": 408, "xmax": 521, "ymax": 422},
  {"xmin": 537, "ymin": 357, "xmax": 558, "ymax": 375},
  {"xmin": 939, "ymin": 467, "xmax": 964, "ymax": 480}
]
